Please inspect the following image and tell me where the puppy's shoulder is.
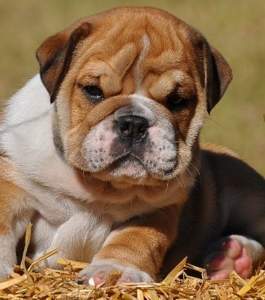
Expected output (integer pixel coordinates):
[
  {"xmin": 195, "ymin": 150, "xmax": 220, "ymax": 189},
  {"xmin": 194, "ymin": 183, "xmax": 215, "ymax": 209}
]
[
  {"xmin": 201, "ymin": 143, "xmax": 239, "ymax": 158},
  {"xmin": 200, "ymin": 143, "xmax": 265, "ymax": 189},
  {"xmin": 3, "ymin": 74, "xmax": 50, "ymax": 126}
]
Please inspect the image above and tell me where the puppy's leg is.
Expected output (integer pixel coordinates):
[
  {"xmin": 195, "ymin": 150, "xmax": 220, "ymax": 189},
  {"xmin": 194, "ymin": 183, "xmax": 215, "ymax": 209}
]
[
  {"xmin": 79, "ymin": 205, "xmax": 179, "ymax": 285},
  {"xmin": 0, "ymin": 180, "xmax": 32, "ymax": 279},
  {"xmin": 206, "ymin": 235, "xmax": 264, "ymax": 280},
  {"xmin": 0, "ymin": 230, "xmax": 16, "ymax": 278},
  {"xmin": 31, "ymin": 216, "xmax": 58, "ymax": 260},
  {"xmin": 42, "ymin": 212, "xmax": 112, "ymax": 268},
  {"xmin": 201, "ymin": 149, "xmax": 265, "ymax": 279}
]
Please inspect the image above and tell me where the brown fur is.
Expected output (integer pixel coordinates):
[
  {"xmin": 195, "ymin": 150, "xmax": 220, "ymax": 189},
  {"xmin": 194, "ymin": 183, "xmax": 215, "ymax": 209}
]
[
  {"xmin": 0, "ymin": 158, "xmax": 29, "ymax": 235},
  {"xmin": 95, "ymin": 205, "xmax": 179, "ymax": 278},
  {"xmin": 0, "ymin": 7, "xmax": 264, "ymax": 281}
]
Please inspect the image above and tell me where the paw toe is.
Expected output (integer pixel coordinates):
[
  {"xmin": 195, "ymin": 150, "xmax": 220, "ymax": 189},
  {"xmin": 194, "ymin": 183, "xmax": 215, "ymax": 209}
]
[
  {"xmin": 206, "ymin": 237, "xmax": 254, "ymax": 280},
  {"xmin": 78, "ymin": 261, "xmax": 153, "ymax": 286}
]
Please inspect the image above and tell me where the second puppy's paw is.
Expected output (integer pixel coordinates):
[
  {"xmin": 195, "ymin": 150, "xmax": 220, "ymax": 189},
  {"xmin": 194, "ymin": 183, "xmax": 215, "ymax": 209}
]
[{"xmin": 78, "ymin": 259, "xmax": 153, "ymax": 285}]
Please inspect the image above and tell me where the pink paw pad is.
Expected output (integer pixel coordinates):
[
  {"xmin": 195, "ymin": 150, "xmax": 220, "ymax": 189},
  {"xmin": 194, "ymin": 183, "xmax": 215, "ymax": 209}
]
[{"xmin": 207, "ymin": 238, "xmax": 253, "ymax": 280}]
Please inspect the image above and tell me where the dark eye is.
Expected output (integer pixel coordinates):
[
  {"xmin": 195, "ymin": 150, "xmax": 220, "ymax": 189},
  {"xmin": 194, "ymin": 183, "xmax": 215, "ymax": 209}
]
[
  {"xmin": 82, "ymin": 85, "xmax": 104, "ymax": 103},
  {"xmin": 166, "ymin": 92, "xmax": 188, "ymax": 112}
]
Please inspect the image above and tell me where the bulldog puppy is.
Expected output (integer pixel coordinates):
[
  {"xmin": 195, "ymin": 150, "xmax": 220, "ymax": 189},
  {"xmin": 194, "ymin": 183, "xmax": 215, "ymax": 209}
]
[{"xmin": 0, "ymin": 7, "xmax": 264, "ymax": 283}]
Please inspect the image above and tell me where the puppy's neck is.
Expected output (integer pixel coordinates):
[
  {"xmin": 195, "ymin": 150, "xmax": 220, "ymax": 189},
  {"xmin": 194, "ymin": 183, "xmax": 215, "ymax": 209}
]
[{"xmin": 74, "ymin": 166, "xmax": 196, "ymax": 209}]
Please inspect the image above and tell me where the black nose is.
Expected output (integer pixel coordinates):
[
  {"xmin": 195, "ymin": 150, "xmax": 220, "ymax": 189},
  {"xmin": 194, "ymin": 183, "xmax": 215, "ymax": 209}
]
[{"xmin": 116, "ymin": 115, "xmax": 149, "ymax": 142}]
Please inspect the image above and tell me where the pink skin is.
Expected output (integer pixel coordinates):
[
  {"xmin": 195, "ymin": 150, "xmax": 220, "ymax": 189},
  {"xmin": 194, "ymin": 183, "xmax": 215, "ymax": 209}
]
[
  {"xmin": 207, "ymin": 238, "xmax": 253, "ymax": 280},
  {"xmin": 90, "ymin": 271, "xmax": 107, "ymax": 286}
]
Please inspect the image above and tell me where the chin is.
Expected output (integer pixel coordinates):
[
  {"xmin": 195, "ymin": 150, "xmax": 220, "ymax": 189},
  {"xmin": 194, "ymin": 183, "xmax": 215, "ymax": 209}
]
[{"xmin": 79, "ymin": 157, "xmax": 179, "ymax": 191}]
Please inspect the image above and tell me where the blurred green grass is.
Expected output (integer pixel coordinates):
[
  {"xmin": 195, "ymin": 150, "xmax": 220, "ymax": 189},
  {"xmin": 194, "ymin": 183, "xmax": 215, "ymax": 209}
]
[{"xmin": 0, "ymin": 0, "xmax": 264, "ymax": 175}]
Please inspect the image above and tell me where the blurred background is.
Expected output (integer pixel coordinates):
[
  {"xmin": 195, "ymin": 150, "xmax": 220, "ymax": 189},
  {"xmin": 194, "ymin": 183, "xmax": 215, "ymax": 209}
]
[{"xmin": 0, "ymin": 0, "xmax": 264, "ymax": 175}]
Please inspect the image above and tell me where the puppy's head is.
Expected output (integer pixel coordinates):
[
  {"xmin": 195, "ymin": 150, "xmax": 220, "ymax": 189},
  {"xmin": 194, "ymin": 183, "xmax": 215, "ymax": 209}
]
[{"xmin": 37, "ymin": 7, "xmax": 232, "ymax": 188}]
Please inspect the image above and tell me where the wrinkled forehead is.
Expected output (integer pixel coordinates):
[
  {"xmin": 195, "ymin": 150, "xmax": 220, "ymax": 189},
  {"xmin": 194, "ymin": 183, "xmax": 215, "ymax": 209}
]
[{"xmin": 73, "ymin": 14, "xmax": 191, "ymax": 95}]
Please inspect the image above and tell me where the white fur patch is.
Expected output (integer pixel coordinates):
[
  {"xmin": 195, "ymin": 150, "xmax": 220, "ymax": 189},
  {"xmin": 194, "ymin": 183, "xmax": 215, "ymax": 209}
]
[
  {"xmin": 80, "ymin": 258, "xmax": 153, "ymax": 284},
  {"xmin": 0, "ymin": 233, "xmax": 16, "ymax": 278},
  {"xmin": 0, "ymin": 213, "xmax": 32, "ymax": 278},
  {"xmin": 134, "ymin": 34, "xmax": 150, "ymax": 93},
  {"xmin": 36, "ymin": 213, "xmax": 112, "ymax": 267},
  {"xmin": 230, "ymin": 234, "xmax": 264, "ymax": 263}
]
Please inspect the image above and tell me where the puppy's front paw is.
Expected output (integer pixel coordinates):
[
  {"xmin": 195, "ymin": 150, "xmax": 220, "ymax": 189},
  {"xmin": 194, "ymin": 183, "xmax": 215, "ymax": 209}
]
[{"xmin": 78, "ymin": 260, "xmax": 153, "ymax": 285}]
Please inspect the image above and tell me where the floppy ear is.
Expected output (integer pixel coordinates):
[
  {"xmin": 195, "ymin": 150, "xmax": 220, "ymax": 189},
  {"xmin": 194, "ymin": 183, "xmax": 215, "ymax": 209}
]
[
  {"xmin": 36, "ymin": 22, "xmax": 91, "ymax": 103},
  {"xmin": 205, "ymin": 45, "xmax": 233, "ymax": 112},
  {"xmin": 188, "ymin": 29, "xmax": 232, "ymax": 113}
]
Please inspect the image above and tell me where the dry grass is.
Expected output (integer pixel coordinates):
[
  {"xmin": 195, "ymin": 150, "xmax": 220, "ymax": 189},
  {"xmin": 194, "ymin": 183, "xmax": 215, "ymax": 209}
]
[
  {"xmin": 0, "ymin": 225, "xmax": 264, "ymax": 300},
  {"xmin": 0, "ymin": 255, "xmax": 264, "ymax": 299},
  {"xmin": 0, "ymin": 1, "xmax": 264, "ymax": 175}
]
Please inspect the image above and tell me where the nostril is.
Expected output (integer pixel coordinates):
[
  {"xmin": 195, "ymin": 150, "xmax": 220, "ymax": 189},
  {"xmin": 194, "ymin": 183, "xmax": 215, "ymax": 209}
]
[{"xmin": 119, "ymin": 119, "xmax": 133, "ymax": 137}]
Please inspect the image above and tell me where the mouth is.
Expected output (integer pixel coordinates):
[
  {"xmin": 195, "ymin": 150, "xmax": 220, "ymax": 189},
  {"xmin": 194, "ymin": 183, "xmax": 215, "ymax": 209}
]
[
  {"xmin": 104, "ymin": 149, "xmax": 177, "ymax": 181},
  {"xmin": 108, "ymin": 153, "xmax": 148, "ymax": 178},
  {"xmin": 80, "ymin": 134, "xmax": 178, "ymax": 181}
]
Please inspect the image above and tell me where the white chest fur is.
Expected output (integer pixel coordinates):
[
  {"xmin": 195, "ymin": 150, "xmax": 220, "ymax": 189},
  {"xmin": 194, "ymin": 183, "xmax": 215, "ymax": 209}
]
[{"xmin": 0, "ymin": 76, "xmax": 111, "ymax": 259}]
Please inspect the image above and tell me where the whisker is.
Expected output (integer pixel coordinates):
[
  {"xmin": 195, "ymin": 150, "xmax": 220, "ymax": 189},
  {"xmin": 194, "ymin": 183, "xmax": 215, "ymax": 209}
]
[{"xmin": 164, "ymin": 181, "xmax": 170, "ymax": 194}]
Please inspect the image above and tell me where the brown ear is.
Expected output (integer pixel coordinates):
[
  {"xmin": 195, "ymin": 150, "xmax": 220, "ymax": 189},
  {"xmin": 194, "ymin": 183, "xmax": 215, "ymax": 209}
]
[
  {"xmin": 205, "ymin": 45, "xmax": 233, "ymax": 112},
  {"xmin": 36, "ymin": 22, "xmax": 91, "ymax": 103},
  {"xmin": 187, "ymin": 28, "xmax": 232, "ymax": 113}
]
